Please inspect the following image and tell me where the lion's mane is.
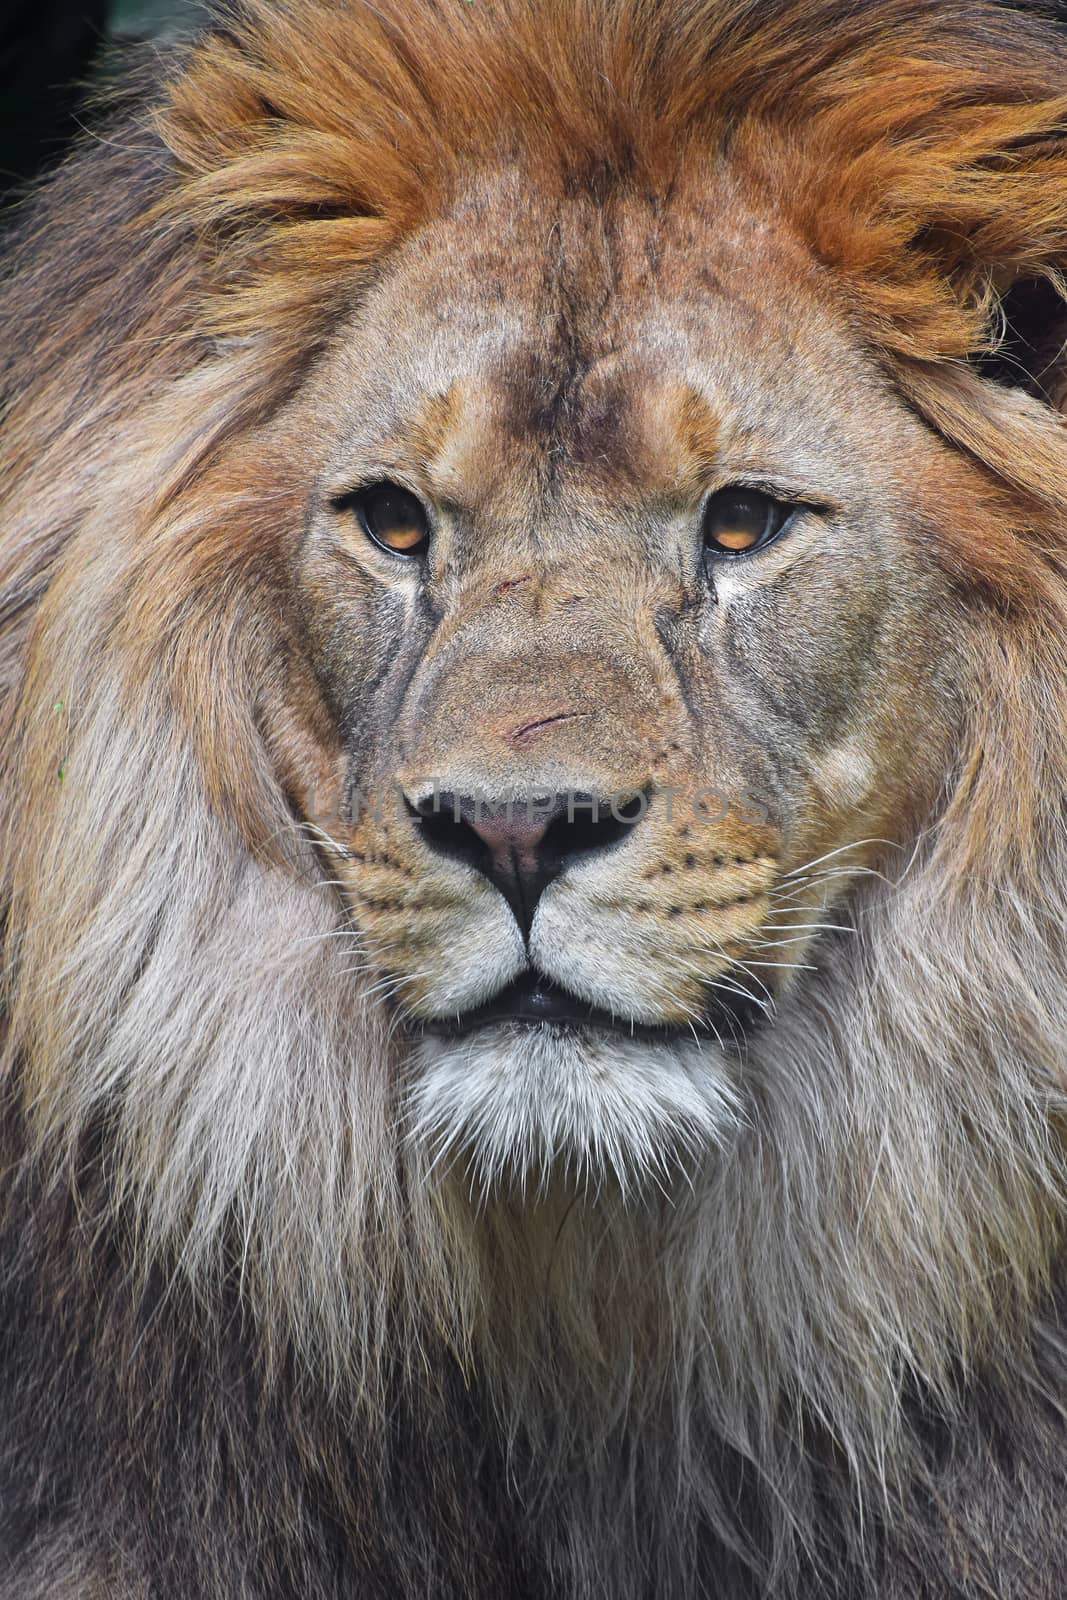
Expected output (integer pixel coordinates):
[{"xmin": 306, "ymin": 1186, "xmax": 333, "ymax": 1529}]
[{"xmin": 4, "ymin": 2, "xmax": 1067, "ymax": 1596}]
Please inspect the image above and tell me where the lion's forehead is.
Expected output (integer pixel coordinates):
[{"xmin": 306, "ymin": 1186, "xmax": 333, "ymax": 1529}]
[{"xmin": 317, "ymin": 174, "xmax": 896, "ymax": 524}]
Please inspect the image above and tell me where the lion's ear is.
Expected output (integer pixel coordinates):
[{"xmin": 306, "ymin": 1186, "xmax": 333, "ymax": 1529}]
[
  {"xmin": 884, "ymin": 267, "xmax": 1067, "ymax": 524},
  {"xmin": 975, "ymin": 274, "xmax": 1067, "ymax": 412},
  {"xmin": 773, "ymin": 25, "xmax": 1067, "ymax": 505},
  {"xmin": 851, "ymin": 109, "xmax": 1067, "ymax": 515},
  {"xmin": 895, "ymin": 352, "xmax": 1067, "ymax": 526},
  {"xmin": 890, "ymin": 266, "xmax": 1067, "ymax": 521}
]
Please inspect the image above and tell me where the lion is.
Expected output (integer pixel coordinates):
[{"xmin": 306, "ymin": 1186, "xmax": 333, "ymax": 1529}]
[{"xmin": 3, "ymin": 0, "xmax": 1067, "ymax": 1594}]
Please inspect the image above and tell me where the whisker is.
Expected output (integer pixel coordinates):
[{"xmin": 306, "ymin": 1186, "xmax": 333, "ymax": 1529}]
[{"xmin": 779, "ymin": 838, "xmax": 896, "ymax": 880}]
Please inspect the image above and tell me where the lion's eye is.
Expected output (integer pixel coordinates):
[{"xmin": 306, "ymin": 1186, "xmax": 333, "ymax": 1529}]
[
  {"xmin": 353, "ymin": 483, "xmax": 430, "ymax": 557},
  {"xmin": 703, "ymin": 487, "xmax": 792, "ymax": 558}
]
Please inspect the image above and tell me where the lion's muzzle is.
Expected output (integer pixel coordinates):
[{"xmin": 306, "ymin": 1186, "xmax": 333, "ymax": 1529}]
[{"xmin": 407, "ymin": 788, "xmax": 645, "ymax": 938}]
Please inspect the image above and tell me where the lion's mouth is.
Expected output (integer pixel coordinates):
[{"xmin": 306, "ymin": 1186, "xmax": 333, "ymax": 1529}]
[{"xmin": 425, "ymin": 970, "xmax": 764, "ymax": 1043}]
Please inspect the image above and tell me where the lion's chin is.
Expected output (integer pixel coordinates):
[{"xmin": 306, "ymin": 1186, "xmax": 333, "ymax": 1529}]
[{"xmin": 406, "ymin": 1021, "xmax": 743, "ymax": 1192}]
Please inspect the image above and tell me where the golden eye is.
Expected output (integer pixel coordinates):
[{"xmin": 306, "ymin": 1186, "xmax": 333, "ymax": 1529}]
[
  {"xmin": 703, "ymin": 487, "xmax": 792, "ymax": 558},
  {"xmin": 353, "ymin": 483, "xmax": 430, "ymax": 557}
]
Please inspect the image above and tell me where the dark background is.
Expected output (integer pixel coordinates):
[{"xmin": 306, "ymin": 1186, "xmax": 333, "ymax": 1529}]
[{"xmin": 0, "ymin": 0, "xmax": 207, "ymax": 209}]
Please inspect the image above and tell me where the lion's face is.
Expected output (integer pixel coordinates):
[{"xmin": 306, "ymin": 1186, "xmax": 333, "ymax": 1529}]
[{"xmin": 281, "ymin": 171, "xmax": 969, "ymax": 1175}]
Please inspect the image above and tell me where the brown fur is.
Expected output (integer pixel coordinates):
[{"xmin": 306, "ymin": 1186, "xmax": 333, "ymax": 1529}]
[{"xmin": 4, "ymin": 2, "xmax": 1067, "ymax": 1597}]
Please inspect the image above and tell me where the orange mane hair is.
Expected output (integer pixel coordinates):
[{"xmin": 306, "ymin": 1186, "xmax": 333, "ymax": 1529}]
[{"xmin": 156, "ymin": 0, "xmax": 1067, "ymax": 434}]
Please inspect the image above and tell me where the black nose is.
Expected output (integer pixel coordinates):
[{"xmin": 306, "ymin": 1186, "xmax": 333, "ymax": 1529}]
[{"xmin": 407, "ymin": 790, "xmax": 645, "ymax": 937}]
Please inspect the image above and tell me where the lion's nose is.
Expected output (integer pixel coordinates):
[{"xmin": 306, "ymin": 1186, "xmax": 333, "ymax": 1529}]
[{"xmin": 407, "ymin": 790, "xmax": 645, "ymax": 938}]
